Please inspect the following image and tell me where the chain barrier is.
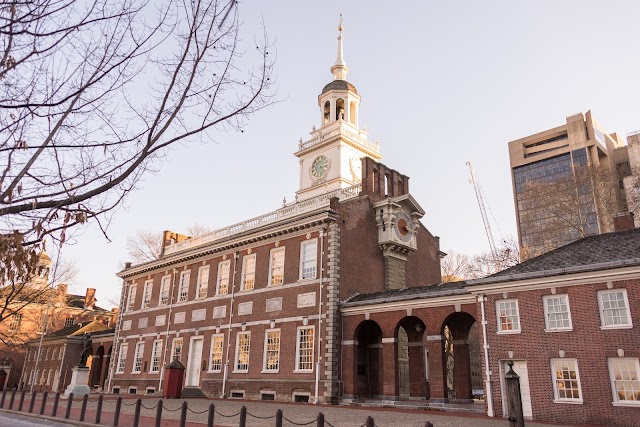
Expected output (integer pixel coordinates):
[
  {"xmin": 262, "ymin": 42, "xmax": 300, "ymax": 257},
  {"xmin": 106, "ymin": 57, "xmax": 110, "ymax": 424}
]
[
  {"xmin": 214, "ymin": 408, "xmax": 242, "ymax": 417},
  {"xmin": 282, "ymin": 416, "xmax": 317, "ymax": 426},
  {"xmin": 140, "ymin": 401, "xmax": 159, "ymax": 410},
  {"xmin": 163, "ymin": 404, "xmax": 184, "ymax": 412},
  {"xmin": 186, "ymin": 406, "xmax": 211, "ymax": 414},
  {"xmin": 246, "ymin": 411, "xmax": 275, "ymax": 420},
  {"xmin": 120, "ymin": 400, "xmax": 138, "ymax": 406},
  {"xmin": 326, "ymin": 420, "xmax": 336, "ymax": 427}
]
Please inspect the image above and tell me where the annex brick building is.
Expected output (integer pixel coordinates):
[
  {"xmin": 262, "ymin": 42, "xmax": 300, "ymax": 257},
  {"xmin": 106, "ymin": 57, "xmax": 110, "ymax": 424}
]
[{"xmin": 108, "ymin": 24, "xmax": 443, "ymax": 402}]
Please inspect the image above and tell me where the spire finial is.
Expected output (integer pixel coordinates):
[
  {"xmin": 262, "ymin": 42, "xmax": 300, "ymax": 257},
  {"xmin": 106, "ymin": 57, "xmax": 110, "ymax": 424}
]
[{"xmin": 331, "ymin": 14, "xmax": 348, "ymax": 80}]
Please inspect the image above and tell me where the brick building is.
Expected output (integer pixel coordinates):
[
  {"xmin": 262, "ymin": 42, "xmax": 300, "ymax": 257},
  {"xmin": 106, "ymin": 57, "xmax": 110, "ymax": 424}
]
[
  {"xmin": 0, "ymin": 250, "xmax": 116, "ymax": 389},
  {"xmin": 108, "ymin": 24, "xmax": 443, "ymax": 401}
]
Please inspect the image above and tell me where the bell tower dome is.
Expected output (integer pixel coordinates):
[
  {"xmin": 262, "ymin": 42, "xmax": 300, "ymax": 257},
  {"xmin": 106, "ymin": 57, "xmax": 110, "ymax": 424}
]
[{"xmin": 295, "ymin": 16, "xmax": 382, "ymax": 201}]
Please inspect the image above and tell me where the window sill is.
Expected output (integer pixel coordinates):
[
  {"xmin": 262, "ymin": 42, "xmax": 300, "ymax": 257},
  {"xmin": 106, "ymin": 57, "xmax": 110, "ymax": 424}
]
[
  {"xmin": 148, "ymin": 371, "xmax": 160, "ymax": 374},
  {"xmin": 293, "ymin": 369, "xmax": 314, "ymax": 374},
  {"xmin": 553, "ymin": 399, "xmax": 583, "ymax": 405},
  {"xmin": 544, "ymin": 328, "xmax": 573, "ymax": 333},
  {"xmin": 612, "ymin": 401, "xmax": 640, "ymax": 407},
  {"xmin": 207, "ymin": 370, "xmax": 222, "ymax": 374},
  {"xmin": 115, "ymin": 372, "xmax": 124, "ymax": 375},
  {"xmin": 131, "ymin": 371, "xmax": 142, "ymax": 375},
  {"xmin": 261, "ymin": 369, "xmax": 280, "ymax": 374},
  {"xmin": 298, "ymin": 277, "xmax": 318, "ymax": 283},
  {"xmin": 232, "ymin": 370, "xmax": 248, "ymax": 374},
  {"xmin": 600, "ymin": 324, "xmax": 633, "ymax": 330},
  {"xmin": 497, "ymin": 330, "xmax": 521, "ymax": 335}
]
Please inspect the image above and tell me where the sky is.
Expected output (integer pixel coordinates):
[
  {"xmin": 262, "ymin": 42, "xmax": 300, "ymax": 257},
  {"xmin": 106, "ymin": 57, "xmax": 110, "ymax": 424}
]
[{"xmin": 58, "ymin": 1, "xmax": 640, "ymax": 308}]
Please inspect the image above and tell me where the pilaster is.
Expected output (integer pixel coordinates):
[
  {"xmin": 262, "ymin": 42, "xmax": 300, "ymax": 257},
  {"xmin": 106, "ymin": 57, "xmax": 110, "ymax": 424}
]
[{"xmin": 323, "ymin": 222, "xmax": 341, "ymax": 403}]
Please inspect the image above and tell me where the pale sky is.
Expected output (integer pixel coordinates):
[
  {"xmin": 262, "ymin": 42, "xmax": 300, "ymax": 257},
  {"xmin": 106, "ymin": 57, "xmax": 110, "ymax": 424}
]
[{"xmin": 59, "ymin": 1, "xmax": 640, "ymax": 308}]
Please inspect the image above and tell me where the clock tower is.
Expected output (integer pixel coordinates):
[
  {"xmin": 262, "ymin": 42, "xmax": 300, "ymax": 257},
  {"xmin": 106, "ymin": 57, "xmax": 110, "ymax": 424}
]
[{"xmin": 295, "ymin": 18, "xmax": 382, "ymax": 201}]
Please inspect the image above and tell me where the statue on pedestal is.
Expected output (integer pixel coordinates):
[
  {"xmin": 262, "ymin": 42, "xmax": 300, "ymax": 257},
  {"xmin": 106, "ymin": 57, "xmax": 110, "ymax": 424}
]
[{"xmin": 79, "ymin": 333, "xmax": 92, "ymax": 368}]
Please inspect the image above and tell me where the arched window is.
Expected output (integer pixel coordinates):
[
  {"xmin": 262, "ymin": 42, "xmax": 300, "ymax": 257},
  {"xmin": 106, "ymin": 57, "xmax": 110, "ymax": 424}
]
[
  {"xmin": 372, "ymin": 169, "xmax": 379, "ymax": 193},
  {"xmin": 323, "ymin": 101, "xmax": 330, "ymax": 124},
  {"xmin": 384, "ymin": 173, "xmax": 392, "ymax": 197},
  {"xmin": 397, "ymin": 180, "xmax": 404, "ymax": 195},
  {"xmin": 336, "ymin": 98, "xmax": 345, "ymax": 121},
  {"xmin": 349, "ymin": 101, "xmax": 356, "ymax": 124}
]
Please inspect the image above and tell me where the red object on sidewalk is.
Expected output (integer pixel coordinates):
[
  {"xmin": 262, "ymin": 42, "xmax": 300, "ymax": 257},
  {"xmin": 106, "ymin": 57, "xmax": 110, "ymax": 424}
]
[{"xmin": 163, "ymin": 358, "xmax": 185, "ymax": 399}]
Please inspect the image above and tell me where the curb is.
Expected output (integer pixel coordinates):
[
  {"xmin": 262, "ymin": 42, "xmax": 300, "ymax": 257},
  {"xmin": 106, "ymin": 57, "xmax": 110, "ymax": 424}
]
[{"xmin": 0, "ymin": 408, "xmax": 96, "ymax": 426}]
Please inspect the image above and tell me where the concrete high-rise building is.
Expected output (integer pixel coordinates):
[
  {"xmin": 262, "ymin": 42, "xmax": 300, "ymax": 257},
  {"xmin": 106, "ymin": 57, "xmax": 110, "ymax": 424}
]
[{"xmin": 508, "ymin": 111, "xmax": 636, "ymax": 257}]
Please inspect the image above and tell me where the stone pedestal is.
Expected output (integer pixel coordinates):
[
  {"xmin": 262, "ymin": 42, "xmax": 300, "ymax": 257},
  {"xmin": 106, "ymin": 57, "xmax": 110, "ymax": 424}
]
[{"xmin": 64, "ymin": 367, "xmax": 91, "ymax": 397}]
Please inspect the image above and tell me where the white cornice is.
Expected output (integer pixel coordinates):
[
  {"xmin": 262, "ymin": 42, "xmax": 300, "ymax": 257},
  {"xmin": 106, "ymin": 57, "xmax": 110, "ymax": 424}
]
[{"xmin": 340, "ymin": 294, "xmax": 476, "ymax": 316}]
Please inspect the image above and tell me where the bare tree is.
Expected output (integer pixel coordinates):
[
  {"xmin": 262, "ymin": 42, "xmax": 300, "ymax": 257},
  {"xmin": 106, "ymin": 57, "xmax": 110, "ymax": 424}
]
[
  {"xmin": 126, "ymin": 224, "xmax": 212, "ymax": 263},
  {"xmin": 440, "ymin": 251, "xmax": 471, "ymax": 283},
  {"xmin": 0, "ymin": 0, "xmax": 275, "ymax": 308},
  {"xmin": 442, "ymin": 237, "xmax": 525, "ymax": 281}
]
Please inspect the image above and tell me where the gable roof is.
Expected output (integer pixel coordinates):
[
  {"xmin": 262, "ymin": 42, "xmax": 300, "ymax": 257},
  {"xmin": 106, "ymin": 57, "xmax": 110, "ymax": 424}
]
[
  {"xmin": 342, "ymin": 281, "xmax": 467, "ymax": 307},
  {"xmin": 469, "ymin": 227, "xmax": 640, "ymax": 285}
]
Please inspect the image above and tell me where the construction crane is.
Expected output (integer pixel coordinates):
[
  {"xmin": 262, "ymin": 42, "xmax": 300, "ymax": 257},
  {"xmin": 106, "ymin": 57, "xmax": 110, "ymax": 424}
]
[{"xmin": 466, "ymin": 161, "xmax": 498, "ymax": 260}]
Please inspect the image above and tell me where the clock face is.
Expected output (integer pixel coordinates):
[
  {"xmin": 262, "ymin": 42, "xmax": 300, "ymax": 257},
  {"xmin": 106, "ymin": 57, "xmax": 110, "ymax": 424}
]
[
  {"xmin": 311, "ymin": 155, "xmax": 330, "ymax": 179},
  {"xmin": 394, "ymin": 211, "xmax": 413, "ymax": 243}
]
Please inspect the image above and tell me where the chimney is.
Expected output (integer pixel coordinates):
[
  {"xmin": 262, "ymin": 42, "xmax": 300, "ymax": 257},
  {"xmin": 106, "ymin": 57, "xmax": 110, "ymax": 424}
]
[
  {"xmin": 160, "ymin": 230, "xmax": 192, "ymax": 257},
  {"xmin": 613, "ymin": 212, "xmax": 635, "ymax": 232},
  {"xmin": 84, "ymin": 288, "xmax": 96, "ymax": 310},
  {"xmin": 124, "ymin": 262, "xmax": 132, "ymax": 269},
  {"xmin": 110, "ymin": 308, "xmax": 119, "ymax": 327}
]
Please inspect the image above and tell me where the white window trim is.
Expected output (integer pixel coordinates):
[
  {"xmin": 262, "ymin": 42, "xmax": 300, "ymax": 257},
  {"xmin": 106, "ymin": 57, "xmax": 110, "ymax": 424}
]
[
  {"xmin": 496, "ymin": 299, "xmax": 521, "ymax": 334},
  {"xmin": 543, "ymin": 294, "xmax": 573, "ymax": 332},
  {"xmin": 126, "ymin": 284, "xmax": 137, "ymax": 312},
  {"xmin": 116, "ymin": 343, "xmax": 128, "ymax": 374},
  {"xmin": 551, "ymin": 358, "xmax": 583, "ymax": 404},
  {"xmin": 261, "ymin": 328, "xmax": 281, "ymax": 373},
  {"xmin": 149, "ymin": 339, "xmax": 163, "ymax": 373},
  {"xmin": 299, "ymin": 239, "xmax": 318, "ymax": 280},
  {"xmin": 196, "ymin": 265, "xmax": 210, "ymax": 300},
  {"xmin": 128, "ymin": 387, "xmax": 138, "ymax": 395},
  {"xmin": 598, "ymin": 289, "xmax": 633, "ymax": 330},
  {"xmin": 294, "ymin": 325, "xmax": 315, "ymax": 373},
  {"xmin": 292, "ymin": 391, "xmax": 311, "ymax": 402},
  {"xmin": 268, "ymin": 247, "xmax": 286, "ymax": 286},
  {"xmin": 159, "ymin": 275, "xmax": 171, "ymax": 306},
  {"xmin": 178, "ymin": 271, "xmax": 191, "ymax": 303},
  {"xmin": 608, "ymin": 357, "xmax": 640, "ymax": 406},
  {"xmin": 233, "ymin": 331, "xmax": 251, "ymax": 373},
  {"xmin": 141, "ymin": 280, "xmax": 153, "ymax": 309},
  {"xmin": 208, "ymin": 334, "xmax": 225, "ymax": 373},
  {"xmin": 230, "ymin": 390, "xmax": 245, "ymax": 399},
  {"xmin": 216, "ymin": 260, "xmax": 231, "ymax": 295},
  {"xmin": 240, "ymin": 254, "xmax": 257, "ymax": 291},
  {"xmin": 132, "ymin": 342, "xmax": 144, "ymax": 374},
  {"xmin": 171, "ymin": 338, "xmax": 183, "ymax": 362}
]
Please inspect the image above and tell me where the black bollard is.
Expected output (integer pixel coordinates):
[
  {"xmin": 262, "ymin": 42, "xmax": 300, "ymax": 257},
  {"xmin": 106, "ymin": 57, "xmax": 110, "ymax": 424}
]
[
  {"xmin": 8, "ymin": 388, "xmax": 16, "ymax": 409},
  {"xmin": 316, "ymin": 412, "xmax": 325, "ymax": 427},
  {"xmin": 65, "ymin": 392, "xmax": 74, "ymax": 419},
  {"xmin": 52, "ymin": 392, "xmax": 60, "ymax": 417},
  {"xmin": 39, "ymin": 391, "xmax": 48, "ymax": 415},
  {"xmin": 239, "ymin": 405, "xmax": 247, "ymax": 427},
  {"xmin": 113, "ymin": 396, "xmax": 122, "ymax": 427},
  {"xmin": 28, "ymin": 391, "xmax": 36, "ymax": 413},
  {"xmin": 365, "ymin": 416, "xmax": 374, "ymax": 427},
  {"xmin": 133, "ymin": 398, "xmax": 142, "ymax": 427},
  {"xmin": 95, "ymin": 394, "xmax": 104, "ymax": 424},
  {"xmin": 80, "ymin": 393, "xmax": 88, "ymax": 421},
  {"xmin": 207, "ymin": 403, "xmax": 215, "ymax": 427},
  {"xmin": 424, "ymin": 422, "xmax": 434, "ymax": 427},
  {"xmin": 180, "ymin": 400, "xmax": 188, "ymax": 427},
  {"xmin": 18, "ymin": 390, "xmax": 26, "ymax": 411},
  {"xmin": 0, "ymin": 388, "xmax": 6, "ymax": 408},
  {"xmin": 275, "ymin": 408, "xmax": 283, "ymax": 427},
  {"xmin": 155, "ymin": 399, "xmax": 163, "ymax": 427}
]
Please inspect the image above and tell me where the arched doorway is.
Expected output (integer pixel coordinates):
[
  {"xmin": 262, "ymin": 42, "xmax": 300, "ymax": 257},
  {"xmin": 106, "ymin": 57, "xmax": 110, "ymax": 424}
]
[
  {"xmin": 441, "ymin": 312, "xmax": 476, "ymax": 401},
  {"xmin": 354, "ymin": 320, "xmax": 383, "ymax": 399},
  {"xmin": 91, "ymin": 346, "xmax": 105, "ymax": 388},
  {"xmin": 395, "ymin": 316, "xmax": 426, "ymax": 399}
]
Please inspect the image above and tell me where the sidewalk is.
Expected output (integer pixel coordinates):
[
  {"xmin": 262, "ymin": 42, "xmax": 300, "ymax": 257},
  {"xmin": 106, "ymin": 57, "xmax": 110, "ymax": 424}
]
[{"xmin": 0, "ymin": 393, "xmax": 601, "ymax": 427}]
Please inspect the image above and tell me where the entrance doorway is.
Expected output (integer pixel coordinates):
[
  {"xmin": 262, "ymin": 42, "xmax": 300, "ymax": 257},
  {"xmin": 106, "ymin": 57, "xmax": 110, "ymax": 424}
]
[
  {"xmin": 185, "ymin": 337, "xmax": 203, "ymax": 387},
  {"xmin": 500, "ymin": 360, "xmax": 533, "ymax": 419},
  {"xmin": 397, "ymin": 327, "xmax": 410, "ymax": 398}
]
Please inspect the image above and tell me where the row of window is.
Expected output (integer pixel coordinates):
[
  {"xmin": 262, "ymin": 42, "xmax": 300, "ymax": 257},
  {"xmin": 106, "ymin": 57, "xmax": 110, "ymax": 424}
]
[
  {"xmin": 27, "ymin": 368, "xmax": 59, "ymax": 386},
  {"xmin": 116, "ymin": 326, "xmax": 316, "ymax": 375},
  {"xmin": 6, "ymin": 313, "xmax": 76, "ymax": 334},
  {"xmin": 531, "ymin": 357, "xmax": 640, "ymax": 405},
  {"xmin": 127, "ymin": 240, "xmax": 318, "ymax": 312},
  {"xmin": 27, "ymin": 344, "xmax": 66, "ymax": 362},
  {"xmin": 497, "ymin": 289, "xmax": 632, "ymax": 333}
]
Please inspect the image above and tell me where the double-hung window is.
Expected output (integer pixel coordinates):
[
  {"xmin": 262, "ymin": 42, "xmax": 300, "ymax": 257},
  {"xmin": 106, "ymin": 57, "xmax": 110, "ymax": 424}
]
[
  {"xmin": 209, "ymin": 335, "xmax": 224, "ymax": 372},
  {"xmin": 217, "ymin": 261, "xmax": 230, "ymax": 295},
  {"xmin": 269, "ymin": 247, "xmax": 285, "ymax": 286},
  {"xmin": 234, "ymin": 332, "xmax": 251, "ymax": 372},
  {"xmin": 142, "ymin": 280, "xmax": 153, "ymax": 309},
  {"xmin": 150, "ymin": 340, "xmax": 162, "ymax": 373},
  {"xmin": 598, "ymin": 289, "xmax": 632, "ymax": 328},
  {"xmin": 295, "ymin": 326, "xmax": 315, "ymax": 372},
  {"xmin": 8, "ymin": 313, "xmax": 22, "ymax": 332},
  {"xmin": 116, "ymin": 344, "xmax": 128, "ymax": 374},
  {"xmin": 171, "ymin": 338, "xmax": 183, "ymax": 362},
  {"xmin": 178, "ymin": 271, "xmax": 190, "ymax": 302},
  {"xmin": 263, "ymin": 329, "xmax": 281, "ymax": 372},
  {"xmin": 608, "ymin": 358, "xmax": 640, "ymax": 404},
  {"xmin": 159, "ymin": 276, "xmax": 171, "ymax": 305},
  {"xmin": 543, "ymin": 294, "xmax": 572, "ymax": 331},
  {"xmin": 241, "ymin": 254, "xmax": 256, "ymax": 291},
  {"xmin": 300, "ymin": 240, "xmax": 318, "ymax": 280},
  {"xmin": 551, "ymin": 358, "xmax": 582, "ymax": 403},
  {"xmin": 132, "ymin": 342, "xmax": 144, "ymax": 373},
  {"xmin": 196, "ymin": 266, "xmax": 209, "ymax": 299},
  {"xmin": 126, "ymin": 284, "xmax": 137, "ymax": 312},
  {"xmin": 496, "ymin": 299, "xmax": 520, "ymax": 333}
]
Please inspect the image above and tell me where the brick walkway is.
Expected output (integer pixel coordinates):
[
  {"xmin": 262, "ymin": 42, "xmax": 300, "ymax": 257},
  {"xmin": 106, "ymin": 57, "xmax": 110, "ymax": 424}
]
[{"xmin": 0, "ymin": 393, "xmax": 601, "ymax": 427}]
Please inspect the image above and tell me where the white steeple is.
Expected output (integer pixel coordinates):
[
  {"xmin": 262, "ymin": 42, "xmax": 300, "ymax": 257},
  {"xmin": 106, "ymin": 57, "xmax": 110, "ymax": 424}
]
[{"xmin": 330, "ymin": 15, "xmax": 348, "ymax": 81}]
